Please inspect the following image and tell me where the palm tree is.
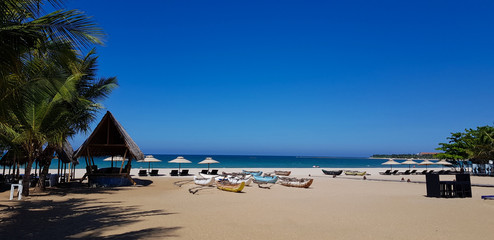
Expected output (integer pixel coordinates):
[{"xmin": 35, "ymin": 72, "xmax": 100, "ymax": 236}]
[
  {"xmin": 36, "ymin": 49, "xmax": 117, "ymax": 190},
  {"xmin": 0, "ymin": 0, "xmax": 112, "ymax": 196},
  {"xmin": 1, "ymin": 0, "xmax": 103, "ymax": 123}
]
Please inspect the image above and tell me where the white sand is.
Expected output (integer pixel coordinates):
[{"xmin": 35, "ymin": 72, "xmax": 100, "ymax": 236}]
[{"xmin": 1, "ymin": 167, "xmax": 494, "ymax": 239}]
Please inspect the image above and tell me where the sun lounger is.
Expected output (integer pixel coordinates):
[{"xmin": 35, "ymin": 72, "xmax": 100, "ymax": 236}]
[
  {"xmin": 170, "ymin": 170, "xmax": 179, "ymax": 176},
  {"xmin": 391, "ymin": 170, "xmax": 399, "ymax": 175},
  {"xmin": 200, "ymin": 170, "xmax": 208, "ymax": 174},
  {"xmin": 379, "ymin": 170, "xmax": 391, "ymax": 175},
  {"xmin": 208, "ymin": 169, "xmax": 218, "ymax": 175},
  {"xmin": 138, "ymin": 170, "xmax": 147, "ymax": 176},
  {"xmin": 410, "ymin": 170, "xmax": 417, "ymax": 174},
  {"xmin": 150, "ymin": 170, "xmax": 159, "ymax": 176},
  {"xmin": 179, "ymin": 169, "xmax": 189, "ymax": 176},
  {"xmin": 399, "ymin": 170, "xmax": 411, "ymax": 175},
  {"xmin": 420, "ymin": 170, "xmax": 428, "ymax": 174}
]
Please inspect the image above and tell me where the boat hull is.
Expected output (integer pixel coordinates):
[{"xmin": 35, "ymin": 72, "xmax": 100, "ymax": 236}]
[
  {"xmin": 194, "ymin": 176, "xmax": 215, "ymax": 186},
  {"xmin": 252, "ymin": 175, "xmax": 278, "ymax": 183},
  {"xmin": 274, "ymin": 171, "xmax": 291, "ymax": 176},
  {"xmin": 279, "ymin": 178, "xmax": 313, "ymax": 188},
  {"xmin": 322, "ymin": 170, "xmax": 343, "ymax": 176},
  {"xmin": 216, "ymin": 180, "xmax": 245, "ymax": 192}
]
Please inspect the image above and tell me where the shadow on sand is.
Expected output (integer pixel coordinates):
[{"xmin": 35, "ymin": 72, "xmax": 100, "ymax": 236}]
[{"xmin": 0, "ymin": 183, "xmax": 181, "ymax": 239}]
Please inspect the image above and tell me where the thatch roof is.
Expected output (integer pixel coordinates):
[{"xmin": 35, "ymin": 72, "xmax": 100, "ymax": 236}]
[
  {"xmin": 74, "ymin": 111, "xmax": 144, "ymax": 161},
  {"xmin": 56, "ymin": 140, "xmax": 77, "ymax": 164},
  {"xmin": 0, "ymin": 149, "xmax": 27, "ymax": 166}
]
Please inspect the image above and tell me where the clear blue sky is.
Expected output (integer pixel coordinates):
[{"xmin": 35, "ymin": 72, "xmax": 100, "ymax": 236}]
[{"xmin": 65, "ymin": 0, "xmax": 494, "ymax": 157}]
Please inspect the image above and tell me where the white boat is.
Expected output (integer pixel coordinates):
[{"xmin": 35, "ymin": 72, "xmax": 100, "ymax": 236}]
[
  {"xmin": 199, "ymin": 173, "xmax": 219, "ymax": 178},
  {"xmin": 215, "ymin": 176, "xmax": 253, "ymax": 186},
  {"xmin": 194, "ymin": 176, "xmax": 215, "ymax": 186}
]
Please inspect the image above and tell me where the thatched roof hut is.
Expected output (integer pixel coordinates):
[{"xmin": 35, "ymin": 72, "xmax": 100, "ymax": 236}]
[
  {"xmin": 56, "ymin": 140, "xmax": 77, "ymax": 164},
  {"xmin": 74, "ymin": 111, "xmax": 143, "ymax": 186},
  {"xmin": 74, "ymin": 111, "xmax": 144, "ymax": 161}
]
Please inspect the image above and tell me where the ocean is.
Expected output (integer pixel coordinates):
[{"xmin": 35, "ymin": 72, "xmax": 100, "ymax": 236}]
[{"xmin": 68, "ymin": 155, "xmax": 433, "ymax": 169}]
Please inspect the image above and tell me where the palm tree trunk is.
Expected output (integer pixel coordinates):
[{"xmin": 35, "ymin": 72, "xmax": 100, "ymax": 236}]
[
  {"xmin": 37, "ymin": 146, "xmax": 56, "ymax": 191},
  {"xmin": 22, "ymin": 156, "xmax": 34, "ymax": 197}
]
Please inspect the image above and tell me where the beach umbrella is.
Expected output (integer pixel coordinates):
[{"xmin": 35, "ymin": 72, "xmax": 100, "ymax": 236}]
[
  {"xmin": 198, "ymin": 157, "xmax": 219, "ymax": 171},
  {"xmin": 104, "ymin": 156, "xmax": 125, "ymax": 168},
  {"xmin": 436, "ymin": 160, "xmax": 452, "ymax": 169},
  {"xmin": 137, "ymin": 155, "xmax": 162, "ymax": 171},
  {"xmin": 401, "ymin": 159, "xmax": 418, "ymax": 170},
  {"xmin": 168, "ymin": 156, "xmax": 191, "ymax": 172},
  {"xmin": 382, "ymin": 159, "xmax": 401, "ymax": 170},
  {"xmin": 419, "ymin": 160, "xmax": 435, "ymax": 170}
]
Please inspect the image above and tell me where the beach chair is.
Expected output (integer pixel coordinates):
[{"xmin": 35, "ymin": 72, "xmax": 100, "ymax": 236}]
[
  {"xmin": 410, "ymin": 170, "xmax": 417, "ymax": 174},
  {"xmin": 170, "ymin": 170, "xmax": 179, "ymax": 176},
  {"xmin": 209, "ymin": 169, "xmax": 218, "ymax": 175},
  {"xmin": 200, "ymin": 170, "xmax": 209, "ymax": 174},
  {"xmin": 379, "ymin": 170, "xmax": 391, "ymax": 175},
  {"xmin": 420, "ymin": 170, "xmax": 428, "ymax": 175},
  {"xmin": 179, "ymin": 169, "xmax": 189, "ymax": 176},
  {"xmin": 444, "ymin": 170, "xmax": 451, "ymax": 175},
  {"xmin": 437, "ymin": 170, "xmax": 445, "ymax": 174},
  {"xmin": 138, "ymin": 170, "xmax": 147, "ymax": 176},
  {"xmin": 391, "ymin": 170, "xmax": 399, "ymax": 175},
  {"xmin": 150, "ymin": 170, "xmax": 159, "ymax": 176},
  {"xmin": 401, "ymin": 170, "xmax": 411, "ymax": 175},
  {"xmin": 428, "ymin": 170, "xmax": 435, "ymax": 174}
]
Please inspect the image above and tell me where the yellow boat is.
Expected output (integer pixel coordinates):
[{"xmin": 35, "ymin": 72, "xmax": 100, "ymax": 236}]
[{"xmin": 216, "ymin": 180, "xmax": 245, "ymax": 193}]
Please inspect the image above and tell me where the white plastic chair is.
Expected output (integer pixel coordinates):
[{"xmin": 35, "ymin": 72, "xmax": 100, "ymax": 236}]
[{"xmin": 10, "ymin": 180, "xmax": 23, "ymax": 200}]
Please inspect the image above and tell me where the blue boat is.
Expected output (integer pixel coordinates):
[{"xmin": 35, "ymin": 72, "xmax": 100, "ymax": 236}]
[
  {"xmin": 242, "ymin": 170, "xmax": 263, "ymax": 176},
  {"xmin": 252, "ymin": 175, "xmax": 278, "ymax": 183}
]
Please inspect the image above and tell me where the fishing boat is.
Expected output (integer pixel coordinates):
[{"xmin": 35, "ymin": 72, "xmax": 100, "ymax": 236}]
[
  {"xmin": 216, "ymin": 179, "xmax": 245, "ymax": 192},
  {"xmin": 242, "ymin": 170, "xmax": 262, "ymax": 176},
  {"xmin": 279, "ymin": 177, "xmax": 314, "ymax": 188},
  {"xmin": 252, "ymin": 175, "xmax": 278, "ymax": 183},
  {"xmin": 344, "ymin": 171, "xmax": 366, "ymax": 176},
  {"xmin": 322, "ymin": 169, "xmax": 343, "ymax": 176},
  {"xmin": 199, "ymin": 172, "xmax": 219, "ymax": 178},
  {"xmin": 193, "ymin": 176, "xmax": 215, "ymax": 186},
  {"xmin": 216, "ymin": 176, "xmax": 253, "ymax": 186},
  {"xmin": 274, "ymin": 170, "xmax": 291, "ymax": 176}
]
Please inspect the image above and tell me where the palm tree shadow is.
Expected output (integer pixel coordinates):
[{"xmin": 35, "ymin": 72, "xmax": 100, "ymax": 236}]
[{"xmin": 0, "ymin": 197, "xmax": 181, "ymax": 239}]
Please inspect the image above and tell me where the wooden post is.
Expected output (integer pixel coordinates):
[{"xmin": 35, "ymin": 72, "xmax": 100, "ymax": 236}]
[
  {"xmin": 68, "ymin": 161, "xmax": 72, "ymax": 182},
  {"xmin": 119, "ymin": 150, "xmax": 128, "ymax": 174}
]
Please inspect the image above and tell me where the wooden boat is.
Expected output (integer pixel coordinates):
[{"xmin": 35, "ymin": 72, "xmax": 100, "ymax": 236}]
[
  {"xmin": 279, "ymin": 177, "xmax": 314, "ymax": 188},
  {"xmin": 345, "ymin": 171, "xmax": 366, "ymax": 176},
  {"xmin": 274, "ymin": 170, "xmax": 291, "ymax": 176},
  {"xmin": 322, "ymin": 169, "xmax": 343, "ymax": 176},
  {"xmin": 216, "ymin": 179, "xmax": 245, "ymax": 192},
  {"xmin": 242, "ymin": 170, "xmax": 262, "ymax": 176},
  {"xmin": 199, "ymin": 173, "xmax": 219, "ymax": 178},
  {"xmin": 193, "ymin": 176, "xmax": 215, "ymax": 186},
  {"xmin": 216, "ymin": 176, "xmax": 253, "ymax": 186},
  {"xmin": 252, "ymin": 175, "xmax": 278, "ymax": 183}
]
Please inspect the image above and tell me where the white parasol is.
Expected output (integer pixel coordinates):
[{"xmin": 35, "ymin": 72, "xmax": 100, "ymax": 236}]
[
  {"xmin": 103, "ymin": 156, "xmax": 126, "ymax": 168},
  {"xmin": 436, "ymin": 160, "xmax": 452, "ymax": 169},
  {"xmin": 401, "ymin": 159, "xmax": 418, "ymax": 170},
  {"xmin": 168, "ymin": 156, "xmax": 191, "ymax": 172},
  {"xmin": 137, "ymin": 155, "xmax": 162, "ymax": 171},
  {"xmin": 419, "ymin": 160, "xmax": 435, "ymax": 170},
  {"xmin": 382, "ymin": 159, "xmax": 401, "ymax": 170},
  {"xmin": 198, "ymin": 157, "xmax": 219, "ymax": 171}
]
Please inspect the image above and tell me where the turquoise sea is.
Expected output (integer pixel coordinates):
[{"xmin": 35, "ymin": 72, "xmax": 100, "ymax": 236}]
[{"xmin": 70, "ymin": 155, "xmax": 436, "ymax": 169}]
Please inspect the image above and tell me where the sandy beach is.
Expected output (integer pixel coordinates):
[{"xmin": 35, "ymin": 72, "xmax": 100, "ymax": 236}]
[{"xmin": 1, "ymin": 168, "xmax": 494, "ymax": 239}]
